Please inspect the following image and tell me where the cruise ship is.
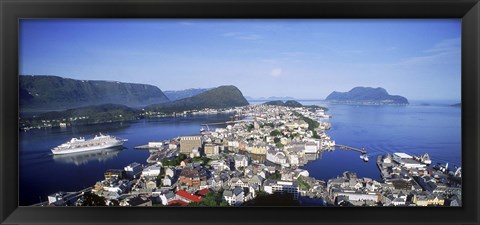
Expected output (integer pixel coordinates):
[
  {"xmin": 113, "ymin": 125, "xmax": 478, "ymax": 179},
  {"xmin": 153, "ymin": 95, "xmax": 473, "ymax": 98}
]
[{"xmin": 51, "ymin": 133, "xmax": 127, "ymax": 155}]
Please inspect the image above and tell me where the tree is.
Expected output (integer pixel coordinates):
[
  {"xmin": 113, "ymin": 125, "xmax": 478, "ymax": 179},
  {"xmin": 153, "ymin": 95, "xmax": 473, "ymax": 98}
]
[
  {"xmin": 269, "ymin": 171, "xmax": 282, "ymax": 180},
  {"xmin": 81, "ymin": 192, "xmax": 106, "ymax": 206},
  {"xmin": 192, "ymin": 156, "xmax": 211, "ymax": 165},
  {"xmin": 297, "ymin": 177, "xmax": 311, "ymax": 190},
  {"xmin": 161, "ymin": 154, "xmax": 187, "ymax": 166},
  {"xmin": 187, "ymin": 190, "xmax": 228, "ymax": 206},
  {"xmin": 270, "ymin": 129, "xmax": 281, "ymax": 136},
  {"xmin": 273, "ymin": 137, "xmax": 281, "ymax": 143}
]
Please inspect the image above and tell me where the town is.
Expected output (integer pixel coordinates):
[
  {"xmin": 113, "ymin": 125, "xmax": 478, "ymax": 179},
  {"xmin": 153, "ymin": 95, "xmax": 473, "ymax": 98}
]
[{"xmin": 41, "ymin": 104, "xmax": 462, "ymax": 207}]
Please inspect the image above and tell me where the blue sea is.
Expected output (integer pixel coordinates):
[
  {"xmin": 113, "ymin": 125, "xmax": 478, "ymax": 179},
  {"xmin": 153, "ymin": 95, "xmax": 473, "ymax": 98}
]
[
  {"xmin": 19, "ymin": 100, "xmax": 461, "ymax": 206},
  {"xmin": 297, "ymin": 100, "xmax": 461, "ymax": 182}
]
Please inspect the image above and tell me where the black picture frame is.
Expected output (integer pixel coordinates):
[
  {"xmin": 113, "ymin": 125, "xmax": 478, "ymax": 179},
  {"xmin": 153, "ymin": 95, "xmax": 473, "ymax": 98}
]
[{"xmin": 1, "ymin": 0, "xmax": 479, "ymax": 224}]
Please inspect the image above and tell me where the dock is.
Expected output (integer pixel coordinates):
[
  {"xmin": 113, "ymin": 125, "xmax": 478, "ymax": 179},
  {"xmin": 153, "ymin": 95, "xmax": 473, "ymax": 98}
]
[
  {"xmin": 134, "ymin": 144, "xmax": 162, "ymax": 150},
  {"xmin": 335, "ymin": 144, "xmax": 367, "ymax": 154}
]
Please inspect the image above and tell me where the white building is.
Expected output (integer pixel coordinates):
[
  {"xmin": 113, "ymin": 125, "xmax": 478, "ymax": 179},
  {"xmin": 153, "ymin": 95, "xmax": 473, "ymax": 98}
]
[
  {"xmin": 234, "ymin": 154, "xmax": 249, "ymax": 169},
  {"xmin": 332, "ymin": 190, "xmax": 379, "ymax": 202},
  {"xmin": 124, "ymin": 162, "xmax": 143, "ymax": 179},
  {"xmin": 266, "ymin": 149, "xmax": 287, "ymax": 165},
  {"xmin": 142, "ymin": 164, "xmax": 162, "ymax": 177},
  {"xmin": 165, "ymin": 167, "xmax": 175, "ymax": 178},
  {"xmin": 304, "ymin": 142, "xmax": 318, "ymax": 154},
  {"xmin": 148, "ymin": 142, "xmax": 163, "ymax": 148},
  {"xmin": 393, "ymin": 152, "xmax": 427, "ymax": 169},
  {"xmin": 223, "ymin": 186, "xmax": 244, "ymax": 206},
  {"xmin": 263, "ymin": 180, "xmax": 299, "ymax": 200}
]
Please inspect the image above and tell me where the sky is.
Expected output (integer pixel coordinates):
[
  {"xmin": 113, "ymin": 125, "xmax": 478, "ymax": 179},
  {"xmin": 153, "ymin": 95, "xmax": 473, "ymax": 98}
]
[{"xmin": 19, "ymin": 19, "xmax": 461, "ymax": 100}]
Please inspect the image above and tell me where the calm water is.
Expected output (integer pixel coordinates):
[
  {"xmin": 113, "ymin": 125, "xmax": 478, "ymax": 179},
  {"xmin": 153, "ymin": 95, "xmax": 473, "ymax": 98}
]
[
  {"xmin": 19, "ymin": 101, "xmax": 461, "ymax": 205},
  {"xmin": 19, "ymin": 115, "xmax": 232, "ymax": 206},
  {"xmin": 298, "ymin": 100, "xmax": 461, "ymax": 182}
]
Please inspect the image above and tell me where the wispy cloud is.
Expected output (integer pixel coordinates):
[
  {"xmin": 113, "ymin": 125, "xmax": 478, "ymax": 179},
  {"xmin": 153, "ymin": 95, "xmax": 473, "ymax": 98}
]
[
  {"xmin": 222, "ymin": 32, "xmax": 262, "ymax": 40},
  {"xmin": 396, "ymin": 38, "xmax": 460, "ymax": 66},
  {"xmin": 271, "ymin": 68, "xmax": 282, "ymax": 77},
  {"xmin": 424, "ymin": 38, "xmax": 460, "ymax": 54}
]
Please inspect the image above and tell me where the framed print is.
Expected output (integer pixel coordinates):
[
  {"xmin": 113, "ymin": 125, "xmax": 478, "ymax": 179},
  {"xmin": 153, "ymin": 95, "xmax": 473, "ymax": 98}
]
[{"xmin": 1, "ymin": 0, "xmax": 479, "ymax": 225}]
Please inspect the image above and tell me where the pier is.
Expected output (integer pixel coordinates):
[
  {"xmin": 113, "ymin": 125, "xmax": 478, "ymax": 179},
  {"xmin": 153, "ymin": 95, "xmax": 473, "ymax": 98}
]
[{"xmin": 335, "ymin": 144, "xmax": 367, "ymax": 154}]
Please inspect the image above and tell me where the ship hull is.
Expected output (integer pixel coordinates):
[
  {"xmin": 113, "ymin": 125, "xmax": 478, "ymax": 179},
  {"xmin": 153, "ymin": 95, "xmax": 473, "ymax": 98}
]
[{"xmin": 51, "ymin": 141, "xmax": 125, "ymax": 155}]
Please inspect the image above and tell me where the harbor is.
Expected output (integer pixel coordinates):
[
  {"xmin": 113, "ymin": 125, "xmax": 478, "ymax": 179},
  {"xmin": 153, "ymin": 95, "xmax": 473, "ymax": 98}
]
[{"xmin": 19, "ymin": 102, "xmax": 462, "ymax": 206}]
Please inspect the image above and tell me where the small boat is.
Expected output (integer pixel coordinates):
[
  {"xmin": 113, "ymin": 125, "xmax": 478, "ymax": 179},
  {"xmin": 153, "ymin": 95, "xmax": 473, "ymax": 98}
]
[{"xmin": 360, "ymin": 154, "xmax": 369, "ymax": 162}]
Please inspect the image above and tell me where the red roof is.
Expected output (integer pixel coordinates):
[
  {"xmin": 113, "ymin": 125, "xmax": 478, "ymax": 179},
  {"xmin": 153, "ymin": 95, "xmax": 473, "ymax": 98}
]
[
  {"xmin": 176, "ymin": 190, "xmax": 203, "ymax": 202},
  {"xmin": 195, "ymin": 188, "xmax": 210, "ymax": 196},
  {"xmin": 168, "ymin": 200, "xmax": 188, "ymax": 206}
]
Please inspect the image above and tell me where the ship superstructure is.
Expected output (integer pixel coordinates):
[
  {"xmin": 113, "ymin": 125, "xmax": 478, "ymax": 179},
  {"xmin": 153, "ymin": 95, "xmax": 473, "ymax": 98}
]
[{"xmin": 51, "ymin": 133, "xmax": 127, "ymax": 155}]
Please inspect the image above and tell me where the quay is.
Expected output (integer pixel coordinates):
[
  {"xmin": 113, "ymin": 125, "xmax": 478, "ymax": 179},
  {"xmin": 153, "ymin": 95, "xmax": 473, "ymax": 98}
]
[
  {"xmin": 134, "ymin": 144, "xmax": 161, "ymax": 150},
  {"xmin": 335, "ymin": 144, "xmax": 367, "ymax": 154}
]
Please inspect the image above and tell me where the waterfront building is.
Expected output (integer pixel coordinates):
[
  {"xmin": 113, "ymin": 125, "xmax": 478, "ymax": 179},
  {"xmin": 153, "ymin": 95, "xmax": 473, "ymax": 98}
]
[
  {"xmin": 104, "ymin": 169, "xmax": 123, "ymax": 180},
  {"xmin": 124, "ymin": 162, "xmax": 143, "ymax": 179},
  {"xmin": 393, "ymin": 152, "xmax": 427, "ymax": 169},
  {"xmin": 287, "ymin": 154, "xmax": 300, "ymax": 166},
  {"xmin": 263, "ymin": 180, "xmax": 299, "ymax": 200},
  {"xmin": 305, "ymin": 142, "xmax": 318, "ymax": 154},
  {"xmin": 147, "ymin": 142, "xmax": 163, "ymax": 148},
  {"xmin": 180, "ymin": 135, "xmax": 202, "ymax": 154},
  {"xmin": 102, "ymin": 179, "xmax": 130, "ymax": 194},
  {"xmin": 266, "ymin": 149, "xmax": 287, "ymax": 165}
]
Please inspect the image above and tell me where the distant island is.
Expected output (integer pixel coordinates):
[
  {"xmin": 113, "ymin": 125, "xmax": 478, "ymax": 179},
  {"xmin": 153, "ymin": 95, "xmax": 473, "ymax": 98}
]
[
  {"xmin": 164, "ymin": 88, "xmax": 211, "ymax": 101},
  {"xmin": 263, "ymin": 100, "xmax": 328, "ymax": 112},
  {"xmin": 246, "ymin": 96, "xmax": 296, "ymax": 101},
  {"xmin": 20, "ymin": 75, "xmax": 169, "ymax": 112},
  {"xmin": 325, "ymin": 87, "xmax": 409, "ymax": 105},
  {"xmin": 263, "ymin": 100, "xmax": 303, "ymax": 107},
  {"xmin": 451, "ymin": 103, "xmax": 461, "ymax": 107}
]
